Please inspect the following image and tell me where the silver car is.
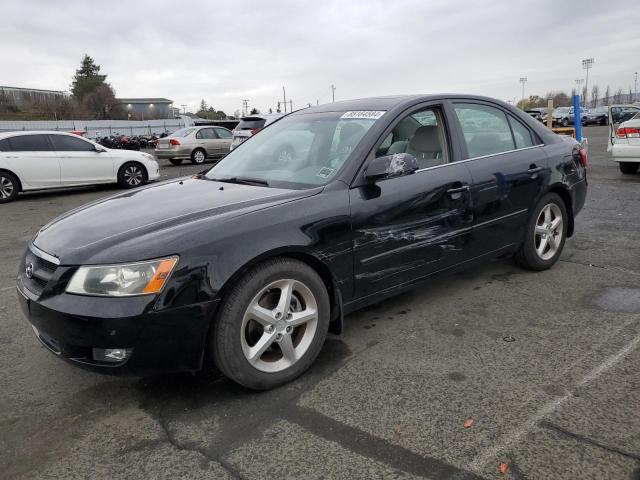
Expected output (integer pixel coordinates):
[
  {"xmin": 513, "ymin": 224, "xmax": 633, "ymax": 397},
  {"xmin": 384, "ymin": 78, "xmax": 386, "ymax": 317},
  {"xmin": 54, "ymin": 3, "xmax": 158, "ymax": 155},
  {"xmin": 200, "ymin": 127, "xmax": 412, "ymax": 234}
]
[{"xmin": 155, "ymin": 126, "xmax": 233, "ymax": 165}]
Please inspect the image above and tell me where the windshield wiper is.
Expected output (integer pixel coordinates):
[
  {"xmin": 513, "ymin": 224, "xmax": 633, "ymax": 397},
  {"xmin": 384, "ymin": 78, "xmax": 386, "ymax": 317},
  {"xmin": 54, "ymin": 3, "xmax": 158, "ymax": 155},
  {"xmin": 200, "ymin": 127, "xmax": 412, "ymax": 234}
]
[{"xmin": 210, "ymin": 176, "xmax": 270, "ymax": 187}]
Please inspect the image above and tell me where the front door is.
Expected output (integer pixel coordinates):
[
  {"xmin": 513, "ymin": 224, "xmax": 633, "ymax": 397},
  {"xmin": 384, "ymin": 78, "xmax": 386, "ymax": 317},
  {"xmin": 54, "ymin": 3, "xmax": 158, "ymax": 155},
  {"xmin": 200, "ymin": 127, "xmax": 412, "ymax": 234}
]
[
  {"xmin": 350, "ymin": 106, "xmax": 474, "ymax": 298},
  {"xmin": 451, "ymin": 102, "xmax": 548, "ymax": 255},
  {"xmin": 214, "ymin": 127, "xmax": 233, "ymax": 156},
  {"xmin": 196, "ymin": 128, "xmax": 218, "ymax": 156},
  {"xmin": 49, "ymin": 135, "xmax": 114, "ymax": 185}
]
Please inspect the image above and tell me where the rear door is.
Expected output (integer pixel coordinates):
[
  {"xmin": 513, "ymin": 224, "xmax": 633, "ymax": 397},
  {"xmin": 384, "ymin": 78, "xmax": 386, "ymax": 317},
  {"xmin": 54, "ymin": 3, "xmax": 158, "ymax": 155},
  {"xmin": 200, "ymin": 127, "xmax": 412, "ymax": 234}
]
[
  {"xmin": 49, "ymin": 135, "xmax": 114, "ymax": 185},
  {"xmin": 195, "ymin": 128, "xmax": 217, "ymax": 156},
  {"xmin": 1, "ymin": 134, "xmax": 60, "ymax": 188},
  {"xmin": 350, "ymin": 104, "xmax": 474, "ymax": 298},
  {"xmin": 214, "ymin": 127, "xmax": 233, "ymax": 155},
  {"xmin": 452, "ymin": 102, "xmax": 548, "ymax": 256}
]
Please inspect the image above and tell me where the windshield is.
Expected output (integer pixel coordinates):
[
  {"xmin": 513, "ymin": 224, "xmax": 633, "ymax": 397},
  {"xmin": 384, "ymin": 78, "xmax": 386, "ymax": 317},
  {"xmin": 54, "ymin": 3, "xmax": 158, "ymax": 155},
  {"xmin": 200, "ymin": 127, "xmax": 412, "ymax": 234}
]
[
  {"xmin": 205, "ymin": 111, "xmax": 382, "ymax": 189},
  {"xmin": 171, "ymin": 128, "xmax": 196, "ymax": 137}
]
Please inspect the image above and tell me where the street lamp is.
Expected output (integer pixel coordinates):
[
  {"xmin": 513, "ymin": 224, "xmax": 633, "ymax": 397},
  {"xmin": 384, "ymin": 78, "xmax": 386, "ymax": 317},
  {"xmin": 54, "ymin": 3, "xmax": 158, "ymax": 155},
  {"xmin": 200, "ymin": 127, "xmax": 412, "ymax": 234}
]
[
  {"xmin": 519, "ymin": 77, "xmax": 527, "ymax": 108},
  {"xmin": 582, "ymin": 58, "xmax": 594, "ymax": 106}
]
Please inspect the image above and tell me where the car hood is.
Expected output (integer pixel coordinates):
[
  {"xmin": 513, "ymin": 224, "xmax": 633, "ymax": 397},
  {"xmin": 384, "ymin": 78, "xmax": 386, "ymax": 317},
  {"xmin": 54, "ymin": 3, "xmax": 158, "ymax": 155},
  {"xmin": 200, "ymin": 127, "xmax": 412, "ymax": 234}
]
[{"xmin": 33, "ymin": 177, "xmax": 320, "ymax": 265}]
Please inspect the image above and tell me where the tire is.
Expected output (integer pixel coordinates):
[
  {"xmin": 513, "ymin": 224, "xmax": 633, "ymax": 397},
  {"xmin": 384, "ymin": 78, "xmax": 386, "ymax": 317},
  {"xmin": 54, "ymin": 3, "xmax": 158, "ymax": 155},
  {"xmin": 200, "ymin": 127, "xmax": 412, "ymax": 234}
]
[
  {"xmin": 619, "ymin": 162, "xmax": 639, "ymax": 174},
  {"xmin": 169, "ymin": 159, "xmax": 183, "ymax": 166},
  {"xmin": 515, "ymin": 192, "xmax": 568, "ymax": 271},
  {"xmin": 0, "ymin": 171, "xmax": 19, "ymax": 203},
  {"xmin": 561, "ymin": 118, "xmax": 569, "ymax": 127},
  {"xmin": 191, "ymin": 148, "xmax": 206, "ymax": 165},
  {"xmin": 117, "ymin": 162, "xmax": 147, "ymax": 189},
  {"xmin": 212, "ymin": 258, "xmax": 330, "ymax": 390}
]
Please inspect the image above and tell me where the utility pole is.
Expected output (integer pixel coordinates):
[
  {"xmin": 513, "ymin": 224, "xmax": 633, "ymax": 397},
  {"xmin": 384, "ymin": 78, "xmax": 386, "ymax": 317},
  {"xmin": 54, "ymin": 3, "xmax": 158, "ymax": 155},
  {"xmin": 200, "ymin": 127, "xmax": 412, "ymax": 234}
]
[
  {"xmin": 582, "ymin": 58, "xmax": 594, "ymax": 107},
  {"xmin": 331, "ymin": 84, "xmax": 336, "ymax": 103},
  {"xmin": 282, "ymin": 86, "xmax": 287, "ymax": 113},
  {"xmin": 180, "ymin": 104, "xmax": 187, "ymax": 114},
  {"xmin": 519, "ymin": 77, "xmax": 527, "ymax": 108},
  {"xmin": 635, "ymin": 72, "xmax": 638, "ymax": 103},
  {"xmin": 242, "ymin": 99, "xmax": 249, "ymax": 117},
  {"xmin": 289, "ymin": 100, "xmax": 293, "ymax": 112}
]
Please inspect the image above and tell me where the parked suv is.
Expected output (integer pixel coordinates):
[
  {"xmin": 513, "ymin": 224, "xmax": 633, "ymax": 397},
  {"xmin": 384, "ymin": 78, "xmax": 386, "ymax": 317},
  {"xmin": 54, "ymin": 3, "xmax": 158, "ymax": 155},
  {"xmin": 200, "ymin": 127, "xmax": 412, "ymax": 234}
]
[
  {"xmin": 155, "ymin": 126, "xmax": 233, "ymax": 165},
  {"xmin": 552, "ymin": 107, "xmax": 588, "ymax": 127},
  {"xmin": 230, "ymin": 114, "xmax": 285, "ymax": 150}
]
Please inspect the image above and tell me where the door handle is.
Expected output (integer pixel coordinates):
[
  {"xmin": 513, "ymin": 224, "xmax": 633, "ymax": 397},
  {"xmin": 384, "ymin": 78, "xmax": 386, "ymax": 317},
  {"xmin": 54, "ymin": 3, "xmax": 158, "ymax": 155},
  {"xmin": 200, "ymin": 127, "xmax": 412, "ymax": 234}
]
[
  {"xmin": 446, "ymin": 184, "xmax": 470, "ymax": 200},
  {"xmin": 446, "ymin": 185, "xmax": 470, "ymax": 194},
  {"xmin": 527, "ymin": 165, "xmax": 543, "ymax": 174}
]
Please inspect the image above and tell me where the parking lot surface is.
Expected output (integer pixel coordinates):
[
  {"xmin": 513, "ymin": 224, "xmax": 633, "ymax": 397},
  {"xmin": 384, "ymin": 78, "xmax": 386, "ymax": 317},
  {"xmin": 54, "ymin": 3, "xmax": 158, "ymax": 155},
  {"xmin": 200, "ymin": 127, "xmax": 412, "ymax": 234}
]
[{"xmin": 1, "ymin": 127, "xmax": 639, "ymax": 479}]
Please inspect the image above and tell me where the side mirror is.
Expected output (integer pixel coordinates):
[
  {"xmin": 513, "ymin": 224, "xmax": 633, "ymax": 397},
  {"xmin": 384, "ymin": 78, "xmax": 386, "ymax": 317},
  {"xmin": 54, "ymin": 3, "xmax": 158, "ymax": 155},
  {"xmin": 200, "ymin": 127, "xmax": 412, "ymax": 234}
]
[{"xmin": 364, "ymin": 153, "xmax": 419, "ymax": 182}]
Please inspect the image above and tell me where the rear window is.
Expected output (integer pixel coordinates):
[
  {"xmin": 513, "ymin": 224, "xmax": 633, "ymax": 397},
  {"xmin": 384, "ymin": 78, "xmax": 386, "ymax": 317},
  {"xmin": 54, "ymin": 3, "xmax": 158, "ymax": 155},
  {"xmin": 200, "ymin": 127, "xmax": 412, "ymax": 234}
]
[
  {"xmin": 7, "ymin": 134, "xmax": 52, "ymax": 151},
  {"xmin": 236, "ymin": 118, "xmax": 267, "ymax": 130},
  {"xmin": 171, "ymin": 128, "xmax": 196, "ymax": 137}
]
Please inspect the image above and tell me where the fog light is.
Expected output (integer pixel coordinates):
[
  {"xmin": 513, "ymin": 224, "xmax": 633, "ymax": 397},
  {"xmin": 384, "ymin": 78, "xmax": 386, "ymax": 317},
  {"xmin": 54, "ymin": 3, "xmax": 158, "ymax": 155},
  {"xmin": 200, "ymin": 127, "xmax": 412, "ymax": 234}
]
[{"xmin": 92, "ymin": 348, "xmax": 132, "ymax": 363}]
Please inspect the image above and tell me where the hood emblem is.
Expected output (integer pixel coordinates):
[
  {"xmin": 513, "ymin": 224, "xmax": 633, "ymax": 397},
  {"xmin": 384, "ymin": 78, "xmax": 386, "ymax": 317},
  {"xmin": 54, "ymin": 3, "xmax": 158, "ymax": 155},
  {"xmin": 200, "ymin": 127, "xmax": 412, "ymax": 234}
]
[{"xmin": 25, "ymin": 262, "xmax": 34, "ymax": 279}]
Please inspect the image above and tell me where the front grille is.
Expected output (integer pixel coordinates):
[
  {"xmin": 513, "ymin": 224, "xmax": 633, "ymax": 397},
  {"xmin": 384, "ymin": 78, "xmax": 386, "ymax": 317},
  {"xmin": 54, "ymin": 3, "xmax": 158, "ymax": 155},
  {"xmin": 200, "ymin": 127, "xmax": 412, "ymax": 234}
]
[{"xmin": 22, "ymin": 248, "xmax": 58, "ymax": 296}]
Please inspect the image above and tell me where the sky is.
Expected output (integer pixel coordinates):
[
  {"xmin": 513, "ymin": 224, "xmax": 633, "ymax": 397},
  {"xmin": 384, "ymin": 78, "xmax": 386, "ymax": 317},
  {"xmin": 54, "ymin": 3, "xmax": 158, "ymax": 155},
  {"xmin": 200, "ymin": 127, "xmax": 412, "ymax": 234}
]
[{"xmin": 1, "ymin": 0, "xmax": 639, "ymax": 114}]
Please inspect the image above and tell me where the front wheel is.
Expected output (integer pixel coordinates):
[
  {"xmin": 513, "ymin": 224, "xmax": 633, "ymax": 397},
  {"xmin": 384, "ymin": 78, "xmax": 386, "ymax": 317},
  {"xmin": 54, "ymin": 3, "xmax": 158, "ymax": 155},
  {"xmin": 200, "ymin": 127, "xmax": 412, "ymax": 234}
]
[
  {"xmin": 619, "ymin": 162, "xmax": 639, "ymax": 174},
  {"xmin": 515, "ymin": 193, "xmax": 568, "ymax": 271},
  {"xmin": 212, "ymin": 258, "xmax": 330, "ymax": 390},
  {"xmin": 117, "ymin": 162, "xmax": 147, "ymax": 188}
]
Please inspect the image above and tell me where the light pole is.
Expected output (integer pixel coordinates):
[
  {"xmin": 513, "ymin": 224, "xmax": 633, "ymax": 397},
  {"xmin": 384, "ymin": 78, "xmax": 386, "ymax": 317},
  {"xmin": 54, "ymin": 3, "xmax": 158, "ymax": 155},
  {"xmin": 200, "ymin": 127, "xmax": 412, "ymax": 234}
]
[
  {"xmin": 519, "ymin": 77, "xmax": 527, "ymax": 108},
  {"xmin": 635, "ymin": 72, "xmax": 638, "ymax": 103},
  {"xmin": 575, "ymin": 79, "xmax": 584, "ymax": 106},
  {"xmin": 582, "ymin": 58, "xmax": 594, "ymax": 107}
]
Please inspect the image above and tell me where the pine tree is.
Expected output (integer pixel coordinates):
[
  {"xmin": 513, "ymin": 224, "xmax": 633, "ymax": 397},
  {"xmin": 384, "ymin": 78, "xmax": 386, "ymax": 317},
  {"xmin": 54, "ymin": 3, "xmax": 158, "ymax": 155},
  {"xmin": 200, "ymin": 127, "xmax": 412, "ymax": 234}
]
[{"xmin": 71, "ymin": 54, "xmax": 108, "ymax": 100}]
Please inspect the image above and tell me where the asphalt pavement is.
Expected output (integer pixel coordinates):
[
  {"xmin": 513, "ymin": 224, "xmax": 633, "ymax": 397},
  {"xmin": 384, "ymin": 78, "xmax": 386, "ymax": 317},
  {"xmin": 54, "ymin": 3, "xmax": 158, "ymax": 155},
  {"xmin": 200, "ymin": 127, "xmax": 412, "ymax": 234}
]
[{"xmin": 1, "ymin": 127, "xmax": 639, "ymax": 479}]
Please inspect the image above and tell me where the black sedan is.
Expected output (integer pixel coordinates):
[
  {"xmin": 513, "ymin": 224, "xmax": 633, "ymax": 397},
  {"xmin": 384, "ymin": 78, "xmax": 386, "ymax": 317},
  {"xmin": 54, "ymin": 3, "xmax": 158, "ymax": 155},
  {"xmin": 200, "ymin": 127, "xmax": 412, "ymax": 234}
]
[{"xmin": 17, "ymin": 95, "xmax": 588, "ymax": 390}]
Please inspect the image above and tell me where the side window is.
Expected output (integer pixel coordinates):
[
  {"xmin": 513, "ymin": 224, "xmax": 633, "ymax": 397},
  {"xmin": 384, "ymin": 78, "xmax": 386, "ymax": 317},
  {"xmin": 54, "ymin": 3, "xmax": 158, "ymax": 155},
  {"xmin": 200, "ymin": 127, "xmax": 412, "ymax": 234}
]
[
  {"xmin": 0, "ymin": 138, "xmax": 12, "ymax": 151},
  {"xmin": 215, "ymin": 128, "xmax": 232, "ymax": 139},
  {"xmin": 7, "ymin": 134, "xmax": 52, "ymax": 151},
  {"xmin": 196, "ymin": 129, "xmax": 215, "ymax": 139},
  {"xmin": 508, "ymin": 116, "xmax": 534, "ymax": 149},
  {"xmin": 49, "ymin": 135, "xmax": 96, "ymax": 152},
  {"xmin": 454, "ymin": 104, "xmax": 515, "ymax": 158},
  {"xmin": 375, "ymin": 107, "xmax": 449, "ymax": 169}
]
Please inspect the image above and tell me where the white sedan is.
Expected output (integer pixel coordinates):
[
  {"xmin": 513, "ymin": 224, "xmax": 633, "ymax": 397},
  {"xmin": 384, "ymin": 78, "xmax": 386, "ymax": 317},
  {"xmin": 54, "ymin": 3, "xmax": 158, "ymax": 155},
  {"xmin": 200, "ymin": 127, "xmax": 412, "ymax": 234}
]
[
  {"xmin": 607, "ymin": 106, "xmax": 640, "ymax": 175},
  {"xmin": 0, "ymin": 131, "xmax": 160, "ymax": 203}
]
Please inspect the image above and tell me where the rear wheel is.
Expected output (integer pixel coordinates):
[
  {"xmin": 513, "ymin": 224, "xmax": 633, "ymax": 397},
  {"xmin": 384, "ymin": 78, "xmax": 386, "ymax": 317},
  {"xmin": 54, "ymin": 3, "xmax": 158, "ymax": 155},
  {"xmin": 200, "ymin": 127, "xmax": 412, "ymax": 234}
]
[
  {"xmin": 619, "ymin": 162, "xmax": 639, "ymax": 174},
  {"xmin": 191, "ymin": 148, "xmax": 206, "ymax": 164},
  {"xmin": 169, "ymin": 159, "xmax": 183, "ymax": 166},
  {"xmin": 212, "ymin": 258, "xmax": 330, "ymax": 390},
  {"xmin": 515, "ymin": 193, "xmax": 567, "ymax": 271},
  {"xmin": 561, "ymin": 118, "xmax": 569, "ymax": 127},
  {"xmin": 117, "ymin": 162, "xmax": 147, "ymax": 188},
  {"xmin": 0, "ymin": 171, "xmax": 19, "ymax": 203}
]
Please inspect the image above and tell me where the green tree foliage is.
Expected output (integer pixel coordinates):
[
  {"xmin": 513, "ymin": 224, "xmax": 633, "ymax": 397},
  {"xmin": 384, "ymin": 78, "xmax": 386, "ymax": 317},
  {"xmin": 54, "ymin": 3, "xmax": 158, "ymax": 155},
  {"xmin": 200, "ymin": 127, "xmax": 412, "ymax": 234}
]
[
  {"xmin": 71, "ymin": 54, "xmax": 108, "ymax": 100},
  {"xmin": 196, "ymin": 99, "xmax": 227, "ymax": 119}
]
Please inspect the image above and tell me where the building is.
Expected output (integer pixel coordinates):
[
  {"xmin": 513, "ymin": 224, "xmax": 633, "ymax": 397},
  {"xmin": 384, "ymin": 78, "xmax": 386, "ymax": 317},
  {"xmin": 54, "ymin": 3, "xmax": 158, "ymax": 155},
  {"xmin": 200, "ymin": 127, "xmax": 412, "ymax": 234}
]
[
  {"xmin": 0, "ymin": 86, "xmax": 67, "ymax": 109},
  {"xmin": 117, "ymin": 98, "xmax": 174, "ymax": 119}
]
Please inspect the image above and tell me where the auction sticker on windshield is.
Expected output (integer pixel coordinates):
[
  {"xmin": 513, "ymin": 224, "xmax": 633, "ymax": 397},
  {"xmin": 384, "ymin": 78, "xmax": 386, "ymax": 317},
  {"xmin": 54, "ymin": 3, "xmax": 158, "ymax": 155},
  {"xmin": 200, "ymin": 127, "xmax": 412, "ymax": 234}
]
[{"xmin": 340, "ymin": 111, "xmax": 386, "ymax": 120}]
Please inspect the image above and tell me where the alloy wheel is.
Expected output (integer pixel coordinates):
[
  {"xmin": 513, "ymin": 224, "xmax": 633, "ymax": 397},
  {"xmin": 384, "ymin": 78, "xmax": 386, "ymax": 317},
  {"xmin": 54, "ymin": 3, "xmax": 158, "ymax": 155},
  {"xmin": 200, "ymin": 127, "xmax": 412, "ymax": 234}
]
[
  {"xmin": 124, "ymin": 165, "xmax": 143, "ymax": 186},
  {"xmin": 194, "ymin": 150, "xmax": 205, "ymax": 163},
  {"xmin": 240, "ymin": 278, "xmax": 318, "ymax": 373},
  {"xmin": 0, "ymin": 176, "xmax": 14, "ymax": 199},
  {"xmin": 534, "ymin": 204, "xmax": 563, "ymax": 260}
]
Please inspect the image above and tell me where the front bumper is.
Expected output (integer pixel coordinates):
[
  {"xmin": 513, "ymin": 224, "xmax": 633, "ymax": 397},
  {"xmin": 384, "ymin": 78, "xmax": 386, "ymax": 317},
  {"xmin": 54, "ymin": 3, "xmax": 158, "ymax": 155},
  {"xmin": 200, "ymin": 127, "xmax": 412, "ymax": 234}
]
[{"xmin": 17, "ymin": 281, "xmax": 219, "ymax": 374}]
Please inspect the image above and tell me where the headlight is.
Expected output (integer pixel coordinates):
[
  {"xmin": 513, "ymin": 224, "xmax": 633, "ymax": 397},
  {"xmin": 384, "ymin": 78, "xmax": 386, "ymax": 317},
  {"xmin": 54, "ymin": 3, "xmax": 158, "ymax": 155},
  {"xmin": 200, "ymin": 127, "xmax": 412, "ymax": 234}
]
[{"xmin": 66, "ymin": 257, "xmax": 178, "ymax": 297}]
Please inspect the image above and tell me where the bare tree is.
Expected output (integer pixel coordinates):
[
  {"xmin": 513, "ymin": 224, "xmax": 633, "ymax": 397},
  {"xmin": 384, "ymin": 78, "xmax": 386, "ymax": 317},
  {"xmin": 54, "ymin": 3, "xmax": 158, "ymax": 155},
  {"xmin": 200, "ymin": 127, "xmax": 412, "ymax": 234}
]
[
  {"xmin": 604, "ymin": 85, "xmax": 611, "ymax": 106},
  {"xmin": 613, "ymin": 88, "xmax": 624, "ymax": 104},
  {"xmin": 591, "ymin": 85, "xmax": 599, "ymax": 108}
]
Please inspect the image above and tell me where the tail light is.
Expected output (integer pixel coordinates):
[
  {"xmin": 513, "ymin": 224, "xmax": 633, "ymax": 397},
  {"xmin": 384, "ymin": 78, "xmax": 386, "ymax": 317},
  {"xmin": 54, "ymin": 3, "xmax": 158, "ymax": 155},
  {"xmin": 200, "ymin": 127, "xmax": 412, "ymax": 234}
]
[
  {"xmin": 250, "ymin": 128, "xmax": 262, "ymax": 135},
  {"xmin": 616, "ymin": 127, "xmax": 640, "ymax": 139},
  {"xmin": 169, "ymin": 138, "xmax": 181, "ymax": 146},
  {"xmin": 578, "ymin": 147, "xmax": 588, "ymax": 167}
]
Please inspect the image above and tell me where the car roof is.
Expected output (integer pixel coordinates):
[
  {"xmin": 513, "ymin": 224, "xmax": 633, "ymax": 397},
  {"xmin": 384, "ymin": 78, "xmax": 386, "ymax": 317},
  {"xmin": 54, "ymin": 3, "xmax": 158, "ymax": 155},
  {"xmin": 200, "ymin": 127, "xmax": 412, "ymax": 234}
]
[{"xmin": 0, "ymin": 130, "xmax": 91, "ymax": 140}]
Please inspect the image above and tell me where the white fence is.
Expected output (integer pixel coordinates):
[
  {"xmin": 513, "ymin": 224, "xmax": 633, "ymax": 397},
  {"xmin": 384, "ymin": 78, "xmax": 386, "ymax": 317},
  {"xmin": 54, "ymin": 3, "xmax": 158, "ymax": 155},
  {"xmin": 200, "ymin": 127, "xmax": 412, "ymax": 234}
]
[{"xmin": 0, "ymin": 118, "xmax": 194, "ymax": 139}]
